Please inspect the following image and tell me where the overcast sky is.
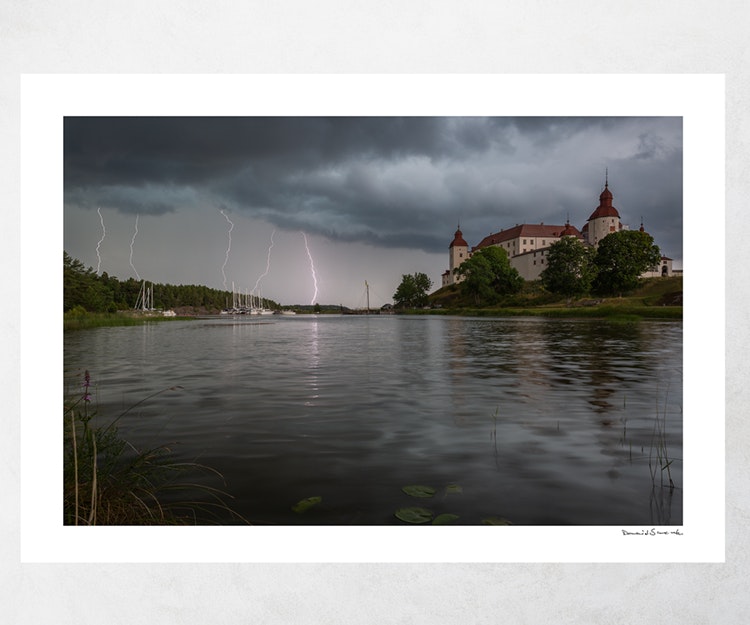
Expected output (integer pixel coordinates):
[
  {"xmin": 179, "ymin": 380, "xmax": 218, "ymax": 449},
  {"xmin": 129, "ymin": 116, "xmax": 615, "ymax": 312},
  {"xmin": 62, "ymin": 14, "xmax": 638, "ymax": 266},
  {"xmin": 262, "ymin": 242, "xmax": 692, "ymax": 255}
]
[{"xmin": 63, "ymin": 117, "xmax": 682, "ymax": 308}]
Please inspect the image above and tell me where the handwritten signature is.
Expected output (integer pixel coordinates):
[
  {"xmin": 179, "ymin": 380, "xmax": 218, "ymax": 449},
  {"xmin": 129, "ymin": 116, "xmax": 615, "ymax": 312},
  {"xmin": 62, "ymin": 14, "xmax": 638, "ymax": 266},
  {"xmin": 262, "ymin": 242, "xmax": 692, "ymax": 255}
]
[{"xmin": 621, "ymin": 528, "xmax": 683, "ymax": 536}]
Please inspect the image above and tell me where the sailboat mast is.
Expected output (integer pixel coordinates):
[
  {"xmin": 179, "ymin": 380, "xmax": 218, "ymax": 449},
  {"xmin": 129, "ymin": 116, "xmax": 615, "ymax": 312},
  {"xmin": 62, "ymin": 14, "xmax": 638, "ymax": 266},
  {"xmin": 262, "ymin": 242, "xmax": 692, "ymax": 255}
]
[{"xmin": 134, "ymin": 279, "xmax": 144, "ymax": 311}]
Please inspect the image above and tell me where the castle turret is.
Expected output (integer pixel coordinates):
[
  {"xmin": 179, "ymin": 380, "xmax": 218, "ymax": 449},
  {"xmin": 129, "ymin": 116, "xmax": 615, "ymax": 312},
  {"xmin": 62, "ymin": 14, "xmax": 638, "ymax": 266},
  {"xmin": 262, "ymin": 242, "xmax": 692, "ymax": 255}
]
[
  {"xmin": 559, "ymin": 217, "xmax": 578, "ymax": 238},
  {"xmin": 586, "ymin": 173, "xmax": 621, "ymax": 246},
  {"xmin": 448, "ymin": 225, "xmax": 469, "ymax": 284}
]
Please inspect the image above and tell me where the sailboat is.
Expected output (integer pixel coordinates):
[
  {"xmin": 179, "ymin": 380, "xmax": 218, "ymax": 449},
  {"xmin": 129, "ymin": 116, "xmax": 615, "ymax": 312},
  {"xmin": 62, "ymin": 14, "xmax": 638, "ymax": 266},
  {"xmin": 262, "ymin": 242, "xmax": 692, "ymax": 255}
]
[
  {"xmin": 256, "ymin": 289, "xmax": 274, "ymax": 315},
  {"xmin": 134, "ymin": 281, "xmax": 176, "ymax": 316},
  {"xmin": 134, "ymin": 280, "xmax": 153, "ymax": 312}
]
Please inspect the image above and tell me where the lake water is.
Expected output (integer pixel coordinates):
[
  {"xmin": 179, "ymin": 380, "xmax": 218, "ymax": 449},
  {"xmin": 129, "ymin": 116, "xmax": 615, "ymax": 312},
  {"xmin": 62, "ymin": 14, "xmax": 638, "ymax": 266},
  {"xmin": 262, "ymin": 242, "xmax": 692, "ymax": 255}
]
[{"xmin": 64, "ymin": 315, "xmax": 683, "ymax": 526}]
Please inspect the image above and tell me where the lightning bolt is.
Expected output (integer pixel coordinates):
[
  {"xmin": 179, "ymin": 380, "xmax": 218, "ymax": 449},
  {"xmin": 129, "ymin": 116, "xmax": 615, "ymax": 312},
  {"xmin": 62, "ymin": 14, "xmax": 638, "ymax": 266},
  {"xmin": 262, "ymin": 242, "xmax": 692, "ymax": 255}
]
[
  {"xmin": 220, "ymin": 209, "xmax": 234, "ymax": 289},
  {"xmin": 253, "ymin": 228, "xmax": 276, "ymax": 292},
  {"xmin": 95, "ymin": 207, "xmax": 106, "ymax": 274},
  {"xmin": 301, "ymin": 232, "xmax": 319, "ymax": 305},
  {"xmin": 129, "ymin": 214, "xmax": 141, "ymax": 280}
]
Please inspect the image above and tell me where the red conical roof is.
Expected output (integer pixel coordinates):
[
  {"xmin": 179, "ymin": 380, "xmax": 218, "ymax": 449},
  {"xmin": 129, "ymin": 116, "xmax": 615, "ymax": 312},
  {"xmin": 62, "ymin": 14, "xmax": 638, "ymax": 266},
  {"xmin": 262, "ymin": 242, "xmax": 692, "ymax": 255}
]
[
  {"xmin": 587, "ymin": 182, "xmax": 620, "ymax": 221},
  {"xmin": 449, "ymin": 227, "xmax": 468, "ymax": 248}
]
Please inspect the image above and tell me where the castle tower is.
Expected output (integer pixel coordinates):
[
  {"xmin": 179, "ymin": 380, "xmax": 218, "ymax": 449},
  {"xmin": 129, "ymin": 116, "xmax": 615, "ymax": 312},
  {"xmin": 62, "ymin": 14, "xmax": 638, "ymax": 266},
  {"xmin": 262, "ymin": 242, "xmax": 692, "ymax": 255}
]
[
  {"xmin": 448, "ymin": 225, "xmax": 469, "ymax": 284},
  {"xmin": 585, "ymin": 173, "xmax": 621, "ymax": 246}
]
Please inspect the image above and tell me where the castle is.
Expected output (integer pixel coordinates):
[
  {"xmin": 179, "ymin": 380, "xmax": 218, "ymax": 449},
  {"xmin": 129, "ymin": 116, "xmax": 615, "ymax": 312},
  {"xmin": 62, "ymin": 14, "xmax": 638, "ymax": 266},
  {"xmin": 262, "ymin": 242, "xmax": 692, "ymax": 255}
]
[{"xmin": 442, "ymin": 178, "xmax": 676, "ymax": 287}]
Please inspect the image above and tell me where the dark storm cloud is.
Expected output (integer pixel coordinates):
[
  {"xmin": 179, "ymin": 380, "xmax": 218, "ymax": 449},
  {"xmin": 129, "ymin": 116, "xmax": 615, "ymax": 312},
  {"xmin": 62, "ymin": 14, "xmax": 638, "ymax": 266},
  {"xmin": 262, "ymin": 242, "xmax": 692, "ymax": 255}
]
[
  {"xmin": 64, "ymin": 116, "xmax": 683, "ymax": 258},
  {"xmin": 504, "ymin": 117, "xmax": 624, "ymax": 149},
  {"xmin": 64, "ymin": 117, "xmax": 502, "ymax": 246},
  {"xmin": 64, "ymin": 117, "xmax": 458, "ymax": 187}
]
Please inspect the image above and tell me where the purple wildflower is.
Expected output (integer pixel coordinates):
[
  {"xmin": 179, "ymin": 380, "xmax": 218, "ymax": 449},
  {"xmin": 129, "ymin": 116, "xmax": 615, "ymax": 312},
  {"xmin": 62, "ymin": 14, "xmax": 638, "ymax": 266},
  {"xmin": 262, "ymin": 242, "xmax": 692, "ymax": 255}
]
[{"xmin": 83, "ymin": 370, "xmax": 91, "ymax": 402}]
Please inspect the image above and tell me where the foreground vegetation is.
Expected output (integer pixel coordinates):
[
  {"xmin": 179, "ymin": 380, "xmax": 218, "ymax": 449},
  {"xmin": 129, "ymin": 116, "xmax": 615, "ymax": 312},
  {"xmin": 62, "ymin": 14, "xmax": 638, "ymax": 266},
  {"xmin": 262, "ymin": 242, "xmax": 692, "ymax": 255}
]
[{"xmin": 64, "ymin": 370, "xmax": 247, "ymax": 525}]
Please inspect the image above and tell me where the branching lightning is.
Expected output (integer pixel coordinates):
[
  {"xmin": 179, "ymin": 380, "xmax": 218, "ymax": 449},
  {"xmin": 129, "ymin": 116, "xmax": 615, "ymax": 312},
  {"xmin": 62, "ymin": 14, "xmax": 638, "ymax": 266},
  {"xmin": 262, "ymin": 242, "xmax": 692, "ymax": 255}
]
[
  {"xmin": 220, "ymin": 209, "xmax": 234, "ymax": 289},
  {"xmin": 129, "ymin": 214, "xmax": 141, "ymax": 280},
  {"xmin": 301, "ymin": 232, "xmax": 319, "ymax": 305},
  {"xmin": 95, "ymin": 207, "xmax": 106, "ymax": 274},
  {"xmin": 253, "ymin": 228, "xmax": 276, "ymax": 292}
]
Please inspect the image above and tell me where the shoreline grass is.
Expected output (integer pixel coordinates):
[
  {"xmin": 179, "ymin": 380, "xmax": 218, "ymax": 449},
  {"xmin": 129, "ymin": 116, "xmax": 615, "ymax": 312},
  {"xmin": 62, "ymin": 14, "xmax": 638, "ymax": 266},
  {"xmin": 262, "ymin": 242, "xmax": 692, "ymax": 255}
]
[
  {"xmin": 400, "ymin": 305, "xmax": 682, "ymax": 320},
  {"xmin": 64, "ymin": 370, "xmax": 248, "ymax": 525},
  {"xmin": 64, "ymin": 310, "xmax": 195, "ymax": 331}
]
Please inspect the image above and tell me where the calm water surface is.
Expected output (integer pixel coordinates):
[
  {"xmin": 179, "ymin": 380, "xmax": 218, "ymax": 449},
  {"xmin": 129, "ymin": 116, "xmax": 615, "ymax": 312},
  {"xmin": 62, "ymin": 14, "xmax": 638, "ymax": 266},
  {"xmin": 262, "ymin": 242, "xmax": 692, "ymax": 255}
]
[{"xmin": 64, "ymin": 315, "xmax": 683, "ymax": 525}]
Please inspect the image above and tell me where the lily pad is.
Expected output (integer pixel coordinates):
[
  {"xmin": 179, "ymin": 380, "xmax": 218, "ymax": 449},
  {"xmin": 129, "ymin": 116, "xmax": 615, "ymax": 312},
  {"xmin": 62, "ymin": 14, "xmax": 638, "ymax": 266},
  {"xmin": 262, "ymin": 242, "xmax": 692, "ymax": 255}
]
[
  {"xmin": 445, "ymin": 483, "xmax": 463, "ymax": 495},
  {"xmin": 432, "ymin": 513, "xmax": 460, "ymax": 525},
  {"xmin": 292, "ymin": 496, "xmax": 322, "ymax": 513},
  {"xmin": 402, "ymin": 485, "xmax": 436, "ymax": 498},
  {"xmin": 481, "ymin": 516, "xmax": 513, "ymax": 525},
  {"xmin": 394, "ymin": 507, "xmax": 434, "ymax": 524}
]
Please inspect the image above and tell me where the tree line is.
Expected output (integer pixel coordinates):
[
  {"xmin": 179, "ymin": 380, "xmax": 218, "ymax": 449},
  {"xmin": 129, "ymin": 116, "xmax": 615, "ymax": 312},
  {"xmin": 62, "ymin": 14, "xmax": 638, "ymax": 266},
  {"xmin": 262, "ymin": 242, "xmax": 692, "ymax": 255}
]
[
  {"xmin": 63, "ymin": 252, "xmax": 270, "ymax": 313},
  {"xmin": 393, "ymin": 230, "xmax": 662, "ymax": 308}
]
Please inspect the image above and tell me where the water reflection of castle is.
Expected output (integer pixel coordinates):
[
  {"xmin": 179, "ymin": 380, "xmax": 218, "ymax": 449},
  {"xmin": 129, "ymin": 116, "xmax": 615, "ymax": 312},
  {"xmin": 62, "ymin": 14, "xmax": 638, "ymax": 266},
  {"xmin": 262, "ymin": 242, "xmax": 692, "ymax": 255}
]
[{"xmin": 442, "ymin": 178, "xmax": 678, "ymax": 286}]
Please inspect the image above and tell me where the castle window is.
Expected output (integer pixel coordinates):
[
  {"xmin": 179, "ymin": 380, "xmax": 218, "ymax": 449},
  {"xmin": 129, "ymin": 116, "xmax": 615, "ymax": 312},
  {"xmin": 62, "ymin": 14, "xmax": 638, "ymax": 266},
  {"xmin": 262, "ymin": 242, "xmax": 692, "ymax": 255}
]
[
  {"xmin": 541, "ymin": 258, "xmax": 544, "ymax": 264},
  {"xmin": 523, "ymin": 239, "xmax": 527, "ymax": 244},
  {"xmin": 542, "ymin": 240, "xmax": 546, "ymax": 245}
]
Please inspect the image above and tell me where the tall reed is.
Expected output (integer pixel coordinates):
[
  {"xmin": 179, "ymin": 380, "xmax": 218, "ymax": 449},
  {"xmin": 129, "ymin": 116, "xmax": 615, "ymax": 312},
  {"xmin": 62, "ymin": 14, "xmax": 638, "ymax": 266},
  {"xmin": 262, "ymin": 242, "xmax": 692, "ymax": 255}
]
[
  {"xmin": 648, "ymin": 383, "xmax": 676, "ymax": 491},
  {"xmin": 64, "ymin": 370, "xmax": 248, "ymax": 525}
]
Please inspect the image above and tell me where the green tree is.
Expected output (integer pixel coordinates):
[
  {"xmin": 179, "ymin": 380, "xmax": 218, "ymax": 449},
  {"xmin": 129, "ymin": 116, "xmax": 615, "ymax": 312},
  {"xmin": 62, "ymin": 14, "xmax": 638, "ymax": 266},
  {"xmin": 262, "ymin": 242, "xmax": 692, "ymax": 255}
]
[
  {"xmin": 541, "ymin": 237, "xmax": 597, "ymax": 300},
  {"xmin": 64, "ymin": 252, "xmax": 87, "ymax": 311},
  {"xmin": 455, "ymin": 246, "xmax": 523, "ymax": 305},
  {"xmin": 592, "ymin": 230, "xmax": 661, "ymax": 296},
  {"xmin": 393, "ymin": 272, "xmax": 433, "ymax": 308},
  {"xmin": 64, "ymin": 251, "xmax": 115, "ymax": 312}
]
